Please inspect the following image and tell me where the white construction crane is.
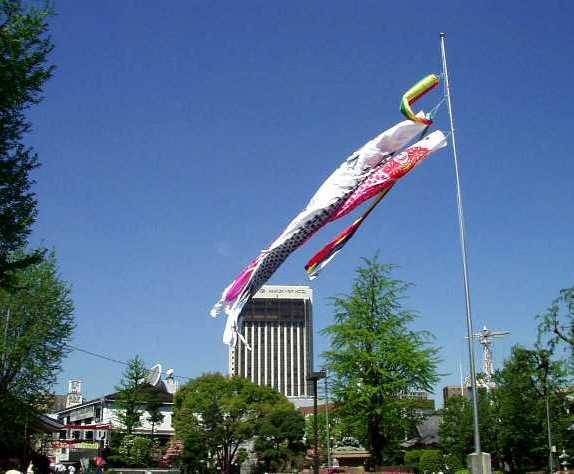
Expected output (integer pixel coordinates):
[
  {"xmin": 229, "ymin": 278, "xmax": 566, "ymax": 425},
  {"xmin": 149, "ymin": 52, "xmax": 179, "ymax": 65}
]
[{"xmin": 474, "ymin": 326, "xmax": 509, "ymax": 380}]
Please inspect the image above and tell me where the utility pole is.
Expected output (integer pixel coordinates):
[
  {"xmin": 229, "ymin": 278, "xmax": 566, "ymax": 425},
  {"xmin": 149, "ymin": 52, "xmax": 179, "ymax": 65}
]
[
  {"xmin": 440, "ymin": 32, "xmax": 491, "ymax": 474},
  {"xmin": 308, "ymin": 370, "xmax": 326, "ymax": 474},
  {"xmin": 324, "ymin": 370, "xmax": 332, "ymax": 468}
]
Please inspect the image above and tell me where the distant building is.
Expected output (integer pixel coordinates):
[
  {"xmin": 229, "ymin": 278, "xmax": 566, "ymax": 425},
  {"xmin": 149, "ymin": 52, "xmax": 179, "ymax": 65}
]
[
  {"xmin": 442, "ymin": 385, "xmax": 467, "ymax": 406},
  {"xmin": 48, "ymin": 374, "xmax": 178, "ymax": 465},
  {"xmin": 66, "ymin": 380, "xmax": 84, "ymax": 408},
  {"xmin": 229, "ymin": 285, "xmax": 314, "ymax": 400},
  {"xmin": 397, "ymin": 391, "xmax": 435, "ymax": 416}
]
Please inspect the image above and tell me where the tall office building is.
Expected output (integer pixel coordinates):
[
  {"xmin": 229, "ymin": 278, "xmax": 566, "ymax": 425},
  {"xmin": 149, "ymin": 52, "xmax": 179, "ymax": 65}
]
[{"xmin": 228, "ymin": 285, "xmax": 313, "ymax": 398}]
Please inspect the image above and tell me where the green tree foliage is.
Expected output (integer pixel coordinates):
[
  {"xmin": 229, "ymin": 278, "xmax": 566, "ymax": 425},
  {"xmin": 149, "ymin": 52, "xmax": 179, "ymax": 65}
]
[
  {"xmin": 146, "ymin": 395, "xmax": 165, "ymax": 438},
  {"xmin": 0, "ymin": 0, "xmax": 55, "ymax": 285},
  {"xmin": 418, "ymin": 450, "xmax": 444, "ymax": 473},
  {"xmin": 178, "ymin": 428, "xmax": 209, "ymax": 472},
  {"xmin": 404, "ymin": 449, "xmax": 424, "ymax": 467},
  {"xmin": 322, "ymin": 257, "xmax": 439, "ymax": 465},
  {"xmin": 173, "ymin": 373, "xmax": 305, "ymax": 474},
  {"xmin": 111, "ymin": 357, "xmax": 168, "ymax": 466},
  {"xmin": 117, "ymin": 434, "xmax": 154, "ymax": 467},
  {"xmin": 439, "ymin": 396, "xmax": 473, "ymax": 467},
  {"xmin": 491, "ymin": 346, "xmax": 573, "ymax": 472},
  {"xmin": 538, "ymin": 286, "xmax": 574, "ymax": 360},
  {"xmin": 253, "ymin": 403, "xmax": 306, "ymax": 472},
  {"xmin": 114, "ymin": 355, "xmax": 148, "ymax": 435},
  {"xmin": 439, "ymin": 389, "xmax": 498, "ymax": 468},
  {"xmin": 439, "ymin": 346, "xmax": 574, "ymax": 472},
  {"xmin": 0, "ymin": 252, "xmax": 74, "ymax": 455},
  {"xmin": 443, "ymin": 452, "xmax": 463, "ymax": 473}
]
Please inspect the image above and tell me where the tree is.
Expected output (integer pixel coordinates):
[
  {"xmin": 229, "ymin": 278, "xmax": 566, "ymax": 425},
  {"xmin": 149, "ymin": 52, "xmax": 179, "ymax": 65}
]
[
  {"xmin": 322, "ymin": 257, "xmax": 439, "ymax": 466},
  {"xmin": 439, "ymin": 396, "xmax": 473, "ymax": 467},
  {"xmin": 114, "ymin": 355, "xmax": 148, "ymax": 434},
  {"xmin": 111, "ymin": 356, "xmax": 168, "ymax": 467},
  {"xmin": 146, "ymin": 394, "xmax": 165, "ymax": 438},
  {"xmin": 538, "ymin": 286, "xmax": 574, "ymax": 360},
  {"xmin": 491, "ymin": 346, "xmax": 573, "ymax": 472},
  {"xmin": 253, "ymin": 403, "xmax": 306, "ymax": 472},
  {"xmin": 439, "ymin": 347, "xmax": 574, "ymax": 472},
  {"xmin": 173, "ymin": 373, "xmax": 304, "ymax": 474},
  {"xmin": 0, "ymin": 0, "xmax": 55, "ymax": 286},
  {"xmin": 439, "ymin": 390, "xmax": 498, "ymax": 469},
  {"xmin": 0, "ymin": 251, "xmax": 74, "ymax": 455}
]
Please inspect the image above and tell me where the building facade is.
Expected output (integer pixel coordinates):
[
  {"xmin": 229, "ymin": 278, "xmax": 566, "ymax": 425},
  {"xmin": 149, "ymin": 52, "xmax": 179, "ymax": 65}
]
[
  {"xmin": 442, "ymin": 385, "xmax": 468, "ymax": 406},
  {"xmin": 48, "ymin": 376, "xmax": 178, "ymax": 465},
  {"xmin": 229, "ymin": 285, "xmax": 313, "ymax": 398}
]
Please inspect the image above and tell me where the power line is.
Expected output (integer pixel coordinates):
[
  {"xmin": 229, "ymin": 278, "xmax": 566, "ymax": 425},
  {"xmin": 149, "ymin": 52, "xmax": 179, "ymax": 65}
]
[
  {"xmin": 65, "ymin": 344, "xmax": 191, "ymax": 380},
  {"xmin": 66, "ymin": 344, "xmax": 129, "ymax": 366}
]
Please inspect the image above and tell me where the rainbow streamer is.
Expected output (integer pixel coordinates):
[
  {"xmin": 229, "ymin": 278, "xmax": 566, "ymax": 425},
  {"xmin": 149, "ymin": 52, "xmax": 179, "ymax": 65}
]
[{"xmin": 400, "ymin": 74, "xmax": 440, "ymax": 125}]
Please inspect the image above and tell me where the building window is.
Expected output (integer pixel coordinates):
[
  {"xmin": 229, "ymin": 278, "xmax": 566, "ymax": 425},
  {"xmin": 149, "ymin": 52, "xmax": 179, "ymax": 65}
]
[
  {"xmin": 72, "ymin": 431, "xmax": 80, "ymax": 440},
  {"xmin": 95, "ymin": 407, "xmax": 101, "ymax": 421},
  {"xmin": 59, "ymin": 430, "xmax": 67, "ymax": 440},
  {"xmin": 85, "ymin": 431, "xmax": 94, "ymax": 441}
]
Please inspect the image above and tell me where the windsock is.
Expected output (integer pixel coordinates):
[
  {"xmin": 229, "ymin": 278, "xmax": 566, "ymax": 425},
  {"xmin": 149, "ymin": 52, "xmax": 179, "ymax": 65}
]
[
  {"xmin": 211, "ymin": 117, "xmax": 429, "ymax": 345},
  {"xmin": 400, "ymin": 74, "xmax": 440, "ymax": 125},
  {"xmin": 306, "ymin": 130, "xmax": 448, "ymax": 279}
]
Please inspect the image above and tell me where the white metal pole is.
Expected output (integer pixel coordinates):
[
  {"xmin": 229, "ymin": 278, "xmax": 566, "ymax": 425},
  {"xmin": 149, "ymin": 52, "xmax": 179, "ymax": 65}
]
[{"xmin": 440, "ymin": 32, "xmax": 481, "ymax": 454}]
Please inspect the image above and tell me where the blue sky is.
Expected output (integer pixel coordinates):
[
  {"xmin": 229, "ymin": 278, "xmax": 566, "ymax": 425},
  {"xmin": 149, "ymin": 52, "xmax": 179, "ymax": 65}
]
[{"xmin": 26, "ymin": 1, "xmax": 574, "ymax": 403}]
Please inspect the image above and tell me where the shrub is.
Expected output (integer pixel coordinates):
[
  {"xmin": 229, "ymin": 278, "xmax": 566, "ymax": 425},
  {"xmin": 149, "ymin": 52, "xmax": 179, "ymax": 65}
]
[
  {"xmin": 418, "ymin": 450, "xmax": 444, "ymax": 473},
  {"xmin": 117, "ymin": 435, "xmax": 154, "ymax": 467},
  {"xmin": 444, "ymin": 453, "xmax": 464, "ymax": 473},
  {"xmin": 404, "ymin": 449, "xmax": 424, "ymax": 466}
]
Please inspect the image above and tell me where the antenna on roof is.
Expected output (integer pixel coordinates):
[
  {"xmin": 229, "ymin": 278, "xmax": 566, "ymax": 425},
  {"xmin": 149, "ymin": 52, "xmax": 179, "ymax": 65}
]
[{"xmin": 145, "ymin": 363, "xmax": 162, "ymax": 386}]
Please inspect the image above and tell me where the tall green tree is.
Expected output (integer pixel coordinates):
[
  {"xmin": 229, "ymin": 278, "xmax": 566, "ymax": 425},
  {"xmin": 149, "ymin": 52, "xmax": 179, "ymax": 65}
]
[
  {"xmin": 439, "ymin": 347, "xmax": 574, "ymax": 472},
  {"xmin": 114, "ymin": 355, "xmax": 148, "ymax": 435},
  {"xmin": 0, "ymin": 0, "xmax": 55, "ymax": 286},
  {"xmin": 173, "ymin": 373, "xmax": 304, "ymax": 474},
  {"xmin": 0, "ymin": 251, "xmax": 74, "ymax": 455},
  {"xmin": 491, "ymin": 346, "xmax": 573, "ymax": 472},
  {"xmin": 322, "ymin": 257, "xmax": 439, "ymax": 466}
]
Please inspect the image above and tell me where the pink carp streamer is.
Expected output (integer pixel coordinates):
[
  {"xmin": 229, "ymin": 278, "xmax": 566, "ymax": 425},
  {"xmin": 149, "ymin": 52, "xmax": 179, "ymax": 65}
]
[
  {"xmin": 306, "ymin": 131, "xmax": 447, "ymax": 279},
  {"xmin": 211, "ymin": 117, "xmax": 431, "ymax": 345}
]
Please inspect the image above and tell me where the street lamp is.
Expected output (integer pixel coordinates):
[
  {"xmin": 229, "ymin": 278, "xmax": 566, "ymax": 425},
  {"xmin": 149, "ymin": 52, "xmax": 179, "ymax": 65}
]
[
  {"xmin": 324, "ymin": 370, "xmax": 332, "ymax": 469},
  {"xmin": 308, "ymin": 370, "xmax": 326, "ymax": 474}
]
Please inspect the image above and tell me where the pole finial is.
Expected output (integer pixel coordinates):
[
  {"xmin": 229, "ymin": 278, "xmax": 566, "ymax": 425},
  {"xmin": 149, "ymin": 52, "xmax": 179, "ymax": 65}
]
[{"xmin": 440, "ymin": 32, "xmax": 446, "ymax": 38}]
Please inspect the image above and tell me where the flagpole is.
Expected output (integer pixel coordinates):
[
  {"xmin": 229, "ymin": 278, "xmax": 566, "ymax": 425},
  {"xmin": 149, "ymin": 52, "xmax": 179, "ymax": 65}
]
[{"xmin": 440, "ymin": 32, "xmax": 482, "ymax": 455}]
